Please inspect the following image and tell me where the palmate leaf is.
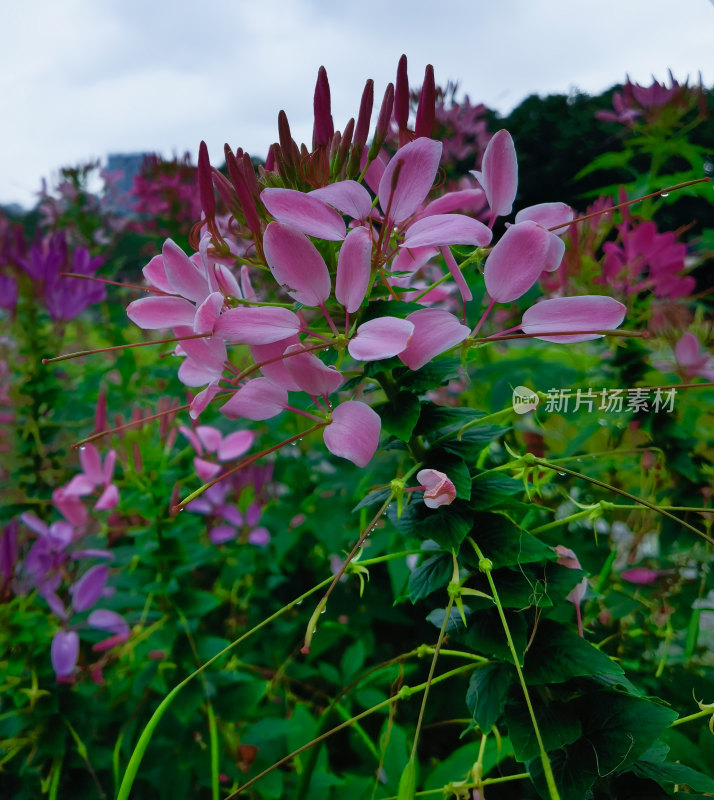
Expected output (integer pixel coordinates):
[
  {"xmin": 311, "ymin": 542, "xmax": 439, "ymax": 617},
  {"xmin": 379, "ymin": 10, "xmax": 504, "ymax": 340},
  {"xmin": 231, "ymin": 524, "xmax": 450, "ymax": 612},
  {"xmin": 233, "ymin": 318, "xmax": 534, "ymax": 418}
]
[
  {"xmin": 505, "ymin": 698, "xmax": 582, "ymax": 762},
  {"xmin": 465, "ymin": 513, "xmax": 555, "ymax": 568},
  {"xmin": 389, "ymin": 500, "xmax": 473, "ymax": 550},
  {"xmin": 466, "ymin": 662, "xmax": 514, "ymax": 732},
  {"xmin": 408, "ymin": 552, "xmax": 452, "ymax": 602},
  {"xmin": 374, "ymin": 390, "xmax": 421, "ymax": 442}
]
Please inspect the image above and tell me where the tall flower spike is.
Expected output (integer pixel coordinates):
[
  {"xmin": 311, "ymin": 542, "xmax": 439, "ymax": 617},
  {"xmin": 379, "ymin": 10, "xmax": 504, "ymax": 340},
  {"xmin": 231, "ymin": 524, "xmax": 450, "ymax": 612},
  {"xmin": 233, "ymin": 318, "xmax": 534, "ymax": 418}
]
[
  {"xmin": 368, "ymin": 82, "xmax": 394, "ymax": 161},
  {"xmin": 394, "ymin": 54, "xmax": 410, "ymax": 144}
]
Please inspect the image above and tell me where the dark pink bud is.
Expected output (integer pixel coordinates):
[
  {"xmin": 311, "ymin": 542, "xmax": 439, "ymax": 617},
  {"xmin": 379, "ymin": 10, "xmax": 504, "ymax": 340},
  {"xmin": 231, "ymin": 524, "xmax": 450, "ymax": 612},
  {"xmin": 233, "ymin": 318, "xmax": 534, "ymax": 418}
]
[
  {"xmin": 313, "ymin": 66, "xmax": 334, "ymax": 148},
  {"xmin": 414, "ymin": 64, "xmax": 435, "ymax": 139},
  {"xmin": 354, "ymin": 79, "xmax": 374, "ymax": 148},
  {"xmin": 278, "ymin": 110, "xmax": 297, "ymax": 169},
  {"xmin": 225, "ymin": 146, "xmax": 261, "ymax": 236},
  {"xmin": 394, "ymin": 54, "xmax": 409, "ymax": 132},
  {"xmin": 197, "ymin": 141, "xmax": 215, "ymax": 218},
  {"xmin": 368, "ymin": 82, "xmax": 394, "ymax": 160}
]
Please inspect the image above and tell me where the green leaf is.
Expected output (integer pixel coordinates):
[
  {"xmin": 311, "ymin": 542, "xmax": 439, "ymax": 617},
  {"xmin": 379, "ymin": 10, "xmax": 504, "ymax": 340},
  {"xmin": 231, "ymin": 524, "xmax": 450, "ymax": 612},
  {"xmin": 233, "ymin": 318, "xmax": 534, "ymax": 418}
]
[
  {"xmin": 389, "ymin": 500, "xmax": 473, "ymax": 550},
  {"xmin": 375, "ymin": 391, "xmax": 421, "ymax": 442},
  {"xmin": 466, "ymin": 663, "xmax": 514, "ymax": 732},
  {"xmin": 574, "ymin": 692, "xmax": 678, "ymax": 774},
  {"xmin": 408, "ymin": 552, "xmax": 452, "ymax": 603},
  {"xmin": 439, "ymin": 425, "xmax": 508, "ymax": 460},
  {"xmin": 523, "ymin": 619, "xmax": 624, "ymax": 684},
  {"xmin": 468, "ymin": 475, "xmax": 524, "ymax": 510},
  {"xmin": 394, "ymin": 358, "xmax": 461, "ymax": 393},
  {"xmin": 180, "ymin": 591, "xmax": 222, "ymax": 617},
  {"xmin": 352, "ymin": 488, "xmax": 392, "ymax": 512},
  {"xmin": 467, "ymin": 513, "xmax": 555, "ymax": 568},
  {"xmin": 397, "ymin": 758, "xmax": 417, "ymax": 800},
  {"xmin": 426, "ymin": 606, "xmax": 470, "ymax": 633},
  {"xmin": 505, "ymin": 698, "xmax": 582, "ymax": 761},
  {"xmin": 414, "ymin": 403, "xmax": 484, "ymax": 436},
  {"xmin": 630, "ymin": 760, "xmax": 714, "ymax": 792},
  {"xmin": 527, "ymin": 742, "xmax": 598, "ymax": 800},
  {"xmin": 464, "ymin": 607, "xmax": 527, "ymax": 664}
]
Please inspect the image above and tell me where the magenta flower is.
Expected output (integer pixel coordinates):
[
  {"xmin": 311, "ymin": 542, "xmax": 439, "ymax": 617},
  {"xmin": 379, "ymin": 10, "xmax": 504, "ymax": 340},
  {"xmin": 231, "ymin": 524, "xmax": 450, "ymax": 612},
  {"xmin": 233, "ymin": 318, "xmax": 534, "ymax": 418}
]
[
  {"xmin": 179, "ymin": 424, "xmax": 254, "ymax": 480},
  {"xmin": 417, "ymin": 469, "xmax": 456, "ymax": 508},
  {"xmin": 654, "ymin": 333, "xmax": 714, "ymax": 381},
  {"xmin": 62, "ymin": 444, "xmax": 119, "ymax": 511}
]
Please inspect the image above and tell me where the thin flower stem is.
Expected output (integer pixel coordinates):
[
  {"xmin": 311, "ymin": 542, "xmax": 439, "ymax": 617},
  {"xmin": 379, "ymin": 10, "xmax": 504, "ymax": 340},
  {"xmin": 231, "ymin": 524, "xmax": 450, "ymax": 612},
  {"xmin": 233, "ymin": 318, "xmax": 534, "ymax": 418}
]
[
  {"xmin": 529, "ymin": 456, "xmax": 714, "ymax": 546},
  {"xmin": 73, "ymin": 404, "xmax": 191, "ymax": 448},
  {"xmin": 470, "ymin": 540, "xmax": 560, "ymax": 800},
  {"xmin": 225, "ymin": 664, "xmax": 479, "ymax": 798},
  {"xmin": 43, "ymin": 332, "xmax": 212, "ymax": 364},
  {"xmin": 470, "ymin": 328, "xmax": 646, "ymax": 345},
  {"xmin": 379, "ymin": 772, "xmax": 531, "ymax": 800},
  {"xmin": 59, "ymin": 272, "xmax": 174, "ymax": 295},
  {"xmin": 410, "ymin": 593, "xmax": 456, "ymax": 761}
]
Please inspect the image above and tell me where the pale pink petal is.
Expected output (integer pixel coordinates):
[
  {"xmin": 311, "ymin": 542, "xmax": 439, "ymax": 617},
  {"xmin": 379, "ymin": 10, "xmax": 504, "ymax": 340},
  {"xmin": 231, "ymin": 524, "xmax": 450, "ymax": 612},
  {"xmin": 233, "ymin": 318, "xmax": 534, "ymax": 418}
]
[
  {"xmin": 239, "ymin": 266, "xmax": 256, "ymax": 300},
  {"xmin": 214, "ymin": 305, "xmax": 301, "ymax": 345},
  {"xmin": 190, "ymin": 382, "xmax": 221, "ymax": 419},
  {"xmin": 361, "ymin": 147, "xmax": 388, "ymax": 193},
  {"xmin": 441, "ymin": 246, "xmax": 472, "ymax": 302},
  {"xmin": 621, "ymin": 568, "xmax": 663, "ymax": 584},
  {"xmin": 402, "ymin": 214, "xmax": 492, "ymax": 248},
  {"xmin": 63, "ymin": 474, "xmax": 95, "ymax": 497},
  {"xmin": 348, "ymin": 317, "xmax": 414, "ymax": 361},
  {"xmin": 218, "ymin": 430, "xmax": 255, "ymax": 461},
  {"xmin": 46, "ymin": 522, "xmax": 74, "ymax": 549},
  {"xmin": 309, "ymin": 181, "xmax": 372, "ymax": 220},
  {"xmin": 179, "ymin": 425, "xmax": 203, "ymax": 455},
  {"xmin": 177, "ymin": 333, "xmax": 227, "ymax": 376},
  {"xmin": 391, "ymin": 246, "xmax": 438, "ymax": 273},
  {"xmin": 218, "ymin": 505, "xmax": 243, "ymax": 527},
  {"xmin": 250, "ymin": 336, "xmax": 302, "ymax": 390},
  {"xmin": 162, "ymin": 238, "xmax": 209, "ymax": 302},
  {"xmin": 20, "ymin": 512, "xmax": 48, "ymax": 537},
  {"xmin": 102, "ymin": 451, "xmax": 117, "ymax": 485},
  {"xmin": 335, "ymin": 226, "xmax": 372, "ymax": 313},
  {"xmin": 263, "ymin": 222, "xmax": 332, "ymax": 307},
  {"xmin": 521, "ymin": 295, "xmax": 627, "ymax": 343},
  {"xmin": 515, "ymin": 202, "xmax": 575, "ymax": 234},
  {"xmin": 674, "ymin": 333, "xmax": 701, "ymax": 367},
  {"xmin": 474, "ymin": 129, "xmax": 518, "ymax": 219},
  {"xmin": 142, "ymin": 254, "xmax": 174, "ymax": 293},
  {"xmin": 194, "ymin": 292, "xmax": 224, "ymax": 334},
  {"xmin": 398, "ymin": 309, "xmax": 470, "ymax": 370},
  {"xmin": 88, "ymin": 609, "xmax": 129, "ymax": 636},
  {"xmin": 261, "ymin": 188, "xmax": 346, "ymax": 241},
  {"xmin": 94, "ymin": 484, "xmax": 119, "ymax": 511},
  {"xmin": 422, "ymin": 189, "xmax": 487, "ymax": 216},
  {"xmin": 127, "ymin": 296, "xmax": 196, "ymax": 330},
  {"xmin": 178, "ymin": 357, "xmax": 221, "ymax": 388},
  {"xmin": 215, "ymin": 264, "xmax": 241, "ymax": 298},
  {"xmin": 417, "ymin": 469, "xmax": 456, "ymax": 509},
  {"xmin": 544, "ymin": 232, "xmax": 566, "ymax": 272},
  {"xmin": 245, "ymin": 502, "xmax": 261, "ymax": 526},
  {"xmin": 194, "ymin": 457, "xmax": 221, "ymax": 482},
  {"xmin": 323, "ymin": 401, "xmax": 380, "ymax": 467},
  {"xmin": 221, "ymin": 378, "xmax": 288, "ymax": 421},
  {"xmin": 196, "ymin": 426, "xmax": 222, "ymax": 453},
  {"xmin": 248, "ymin": 527, "xmax": 270, "ymax": 546},
  {"xmin": 51, "ymin": 630, "xmax": 79, "ymax": 677},
  {"xmin": 379, "ymin": 138, "xmax": 443, "ymax": 223},
  {"xmin": 283, "ymin": 345, "xmax": 343, "ymax": 396},
  {"xmin": 484, "ymin": 221, "xmax": 550, "ymax": 303}
]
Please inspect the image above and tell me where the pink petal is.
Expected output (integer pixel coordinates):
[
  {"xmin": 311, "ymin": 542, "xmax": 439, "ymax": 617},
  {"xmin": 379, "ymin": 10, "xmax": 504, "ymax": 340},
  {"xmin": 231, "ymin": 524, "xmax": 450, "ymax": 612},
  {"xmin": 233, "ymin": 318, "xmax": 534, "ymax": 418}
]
[
  {"xmin": 521, "ymin": 295, "xmax": 627, "ymax": 343},
  {"xmin": 402, "ymin": 214, "xmax": 492, "ymax": 248},
  {"xmin": 221, "ymin": 378, "xmax": 288, "ymax": 421},
  {"xmin": 51, "ymin": 630, "xmax": 79, "ymax": 677},
  {"xmin": 398, "ymin": 309, "xmax": 470, "ymax": 371},
  {"xmin": 379, "ymin": 138, "xmax": 443, "ymax": 223},
  {"xmin": 473, "ymin": 129, "xmax": 518, "ymax": 219},
  {"xmin": 323, "ymin": 401, "xmax": 381, "ymax": 467},
  {"xmin": 195, "ymin": 426, "xmax": 222, "ymax": 452},
  {"xmin": 674, "ymin": 333, "xmax": 701, "ymax": 367},
  {"xmin": 261, "ymin": 188, "xmax": 346, "ymax": 241},
  {"xmin": 194, "ymin": 457, "xmax": 221, "ymax": 482},
  {"xmin": 218, "ymin": 430, "xmax": 255, "ymax": 461},
  {"xmin": 127, "ymin": 296, "xmax": 196, "ymax": 330},
  {"xmin": 335, "ymin": 226, "xmax": 372, "ymax": 313},
  {"xmin": 515, "ymin": 202, "xmax": 575, "ymax": 234},
  {"xmin": 309, "ymin": 181, "xmax": 372, "ymax": 220},
  {"xmin": 63, "ymin": 474, "xmax": 95, "ymax": 497},
  {"xmin": 348, "ymin": 317, "xmax": 414, "ymax": 361},
  {"xmin": 544, "ymin": 233, "xmax": 566, "ymax": 272},
  {"xmin": 94, "ymin": 484, "xmax": 119, "ymax": 511},
  {"xmin": 484, "ymin": 221, "xmax": 550, "ymax": 303},
  {"xmin": 391, "ymin": 246, "xmax": 438, "ymax": 274},
  {"xmin": 190, "ymin": 381, "xmax": 221, "ymax": 420},
  {"xmin": 162, "ymin": 238, "xmax": 209, "ymax": 302},
  {"xmin": 179, "ymin": 425, "xmax": 203, "ymax": 455},
  {"xmin": 79, "ymin": 445, "xmax": 103, "ymax": 485},
  {"xmin": 441, "ymin": 246, "xmax": 472, "ymax": 303},
  {"xmin": 214, "ymin": 306, "xmax": 301, "ymax": 344},
  {"xmin": 283, "ymin": 345, "xmax": 344, "ymax": 396},
  {"xmin": 417, "ymin": 468, "xmax": 456, "ymax": 509},
  {"xmin": 621, "ymin": 567, "xmax": 663, "ymax": 585},
  {"xmin": 102, "ymin": 451, "xmax": 116, "ymax": 485},
  {"xmin": 46, "ymin": 522, "xmax": 74, "ymax": 549},
  {"xmin": 142, "ymin": 254, "xmax": 174, "ymax": 293},
  {"xmin": 210, "ymin": 525, "xmax": 238, "ymax": 545},
  {"xmin": 88, "ymin": 609, "xmax": 129, "ymax": 636},
  {"xmin": 248, "ymin": 527, "xmax": 270, "ymax": 546},
  {"xmin": 215, "ymin": 264, "xmax": 241, "ymax": 299},
  {"xmin": 178, "ymin": 357, "xmax": 221, "ymax": 388},
  {"xmin": 20, "ymin": 512, "xmax": 48, "ymax": 536},
  {"xmin": 422, "ymin": 189, "xmax": 487, "ymax": 217},
  {"xmin": 177, "ymin": 331, "xmax": 227, "ymax": 376},
  {"xmin": 194, "ymin": 292, "xmax": 224, "ymax": 334},
  {"xmin": 263, "ymin": 222, "xmax": 332, "ymax": 307},
  {"xmin": 250, "ymin": 335, "xmax": 302, "ymax": 390},
  {"xmin": 71, "ymin": 565, "xmax": 108, "ymax": 612}
]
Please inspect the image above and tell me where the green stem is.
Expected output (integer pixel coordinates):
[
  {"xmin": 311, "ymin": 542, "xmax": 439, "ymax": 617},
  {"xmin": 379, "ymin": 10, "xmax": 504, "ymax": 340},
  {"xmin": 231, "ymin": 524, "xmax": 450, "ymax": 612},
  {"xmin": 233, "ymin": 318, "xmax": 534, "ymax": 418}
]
[
  {"xmin": 225, "ymin": 664, "xmax": 478, "ymax": 798},
  {"xmin": 470, "ymin": 541, "xmax": 560, "ymax": 800},
  {"xmin": 671, "ymin": 708, "xmax": 713, "ymax": 727}
]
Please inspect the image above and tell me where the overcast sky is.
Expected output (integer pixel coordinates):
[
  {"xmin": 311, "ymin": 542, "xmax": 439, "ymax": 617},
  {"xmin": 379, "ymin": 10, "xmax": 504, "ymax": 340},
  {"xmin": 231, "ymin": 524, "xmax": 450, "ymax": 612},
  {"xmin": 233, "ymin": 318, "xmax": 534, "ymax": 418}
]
[{"xmin": 1, "ymin": 0, "xmax": 712, "ymax": 208}]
